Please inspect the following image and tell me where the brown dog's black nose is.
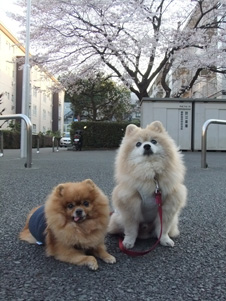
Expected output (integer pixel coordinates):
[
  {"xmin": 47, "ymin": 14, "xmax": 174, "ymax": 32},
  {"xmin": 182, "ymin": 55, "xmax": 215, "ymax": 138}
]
[
  {"xmin": 76, "ymin": 209, "xmax": 83, "ymax": 216},
  {"xmin": 143, "ymin": 144, "xmax": 151, "ymax": 150}
]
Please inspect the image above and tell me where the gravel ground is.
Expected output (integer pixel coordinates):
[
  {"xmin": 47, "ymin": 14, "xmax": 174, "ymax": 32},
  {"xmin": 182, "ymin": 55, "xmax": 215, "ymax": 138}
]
[{"xmin": 0, "ymin": 148, "xmax": 225, "ymax": 301}]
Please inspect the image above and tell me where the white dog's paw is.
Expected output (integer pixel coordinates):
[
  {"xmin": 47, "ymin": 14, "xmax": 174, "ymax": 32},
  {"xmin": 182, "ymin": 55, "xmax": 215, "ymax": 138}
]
[
  {"xmin": 160, "ymin": 235, "xmax": 175, "ymax": 247},
  {"xmin": 169, "ymin": 227, "xmax": 180, "ymax": 238},
  {"xmin": 123, "ymin": 237, "xmax": 135, "ymax": 249},
  {"xmin": 168, "ymin": 222, "xmax": 180, "ymax": 238}
]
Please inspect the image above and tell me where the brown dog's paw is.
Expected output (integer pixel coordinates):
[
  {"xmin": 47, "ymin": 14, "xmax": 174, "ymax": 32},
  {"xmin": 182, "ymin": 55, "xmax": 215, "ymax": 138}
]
[
  {"xmin": 102, "ymin": 254, "xmax": 116, "ymax": 264},
  {"xmin": 87, "ymin": 256, "xmax": 99, "ymax": 270}
]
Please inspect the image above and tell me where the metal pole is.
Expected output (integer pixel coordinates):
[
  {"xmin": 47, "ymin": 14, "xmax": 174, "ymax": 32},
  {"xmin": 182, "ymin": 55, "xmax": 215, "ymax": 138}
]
[
  {"xmin": 37, "ymin": 135, "xmax": 40, "ymax": 153},
  {"xmin": 0, "ymin": 114, "xmax": 32, "ymax": 167},
  {"xmin": 52, "ymin": 136, "xmax": 55, "ymax": 152},
  {"xmin": 21, "ymin": 0, "xmax": 31, "ymax": 158},
  {"xmin": 201, "ymin": 120, "xmax": 209, "ymax": 168},
  {"xmin": 24, "ymin": 114, "xmax": 32, "ymax": 168},
  {"xmin": 56, "ymin": 138, "xmax": 59, "ymax": 152},
  {"xmin": 0, "ymin": 131, "xmax": 3, "ymax": 157},
  {"xmin": 201, "ymin": 119, "xmax": 226, "ymax": 168}
]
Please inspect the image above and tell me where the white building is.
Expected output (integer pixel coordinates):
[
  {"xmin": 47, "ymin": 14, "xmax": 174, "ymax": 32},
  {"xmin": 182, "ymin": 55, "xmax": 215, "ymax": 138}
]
[{"xmin": 0, "ymin": 22, "xmax": 64, "ymax": 134}]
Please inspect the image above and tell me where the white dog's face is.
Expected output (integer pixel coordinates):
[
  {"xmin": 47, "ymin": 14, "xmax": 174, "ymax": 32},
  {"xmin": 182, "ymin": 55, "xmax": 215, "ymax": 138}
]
[
  {"xmin": 129, "ymin": 138, "xmax": 164, "ymax": 164},
  {"xmin": 117, "ymin": 122, "xmax": 178, "ymax": 177}
]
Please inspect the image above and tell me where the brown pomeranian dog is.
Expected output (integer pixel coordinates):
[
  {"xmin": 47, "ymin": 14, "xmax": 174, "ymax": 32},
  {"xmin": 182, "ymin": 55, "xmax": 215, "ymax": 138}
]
[{"xmin": 20, "ymin": 179, "xmax": 116, "ymax": 270}]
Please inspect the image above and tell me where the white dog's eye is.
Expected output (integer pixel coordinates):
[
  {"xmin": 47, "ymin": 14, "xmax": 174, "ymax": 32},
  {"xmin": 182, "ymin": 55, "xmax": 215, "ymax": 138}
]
[
  {"xmin": 136, "ymin": 142, "xmax": 142, "ymax": 147},
  {"xmin": 151, "ymin": 139, "xmax": 157, "ymax": 144}
]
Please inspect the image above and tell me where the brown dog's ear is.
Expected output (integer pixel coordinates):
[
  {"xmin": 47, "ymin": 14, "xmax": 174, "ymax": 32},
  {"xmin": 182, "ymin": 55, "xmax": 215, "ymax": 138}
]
[
  {"xmin": 56, "ymin": 184, "xmax": 64, "ymax": 197},
  {"xmin": 147, "ymin": 121, "xmax": 165, "ymax": 133},
  {"xmin": 84, "ymin": 179, "xmax": 95, "ymax": 190},
  {"xmin": 125, "ymin": 124, "xmax": 138, "ymax": 136}
]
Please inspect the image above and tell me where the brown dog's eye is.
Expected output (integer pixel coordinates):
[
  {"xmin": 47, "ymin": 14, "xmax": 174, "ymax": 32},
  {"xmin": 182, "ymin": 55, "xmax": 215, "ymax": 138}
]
[
  {"xmin": 136, "ymin": 142, "xmax": 142, "ymax": 147},
  {"xmin": 83, "ymin": 201, "xmax": 89, "ymax": 207},
  {"xmin": 67, "ymin": 203, "xmax": 74, "ymax": 209}
]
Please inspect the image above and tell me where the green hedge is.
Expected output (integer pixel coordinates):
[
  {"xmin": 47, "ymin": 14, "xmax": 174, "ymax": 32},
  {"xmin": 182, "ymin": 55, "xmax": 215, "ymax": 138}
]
[
  {"xmin": 1, "ymin": 131, "xmax": 53, "ymax": 149},
  {"xmin": 1, "ymin": 131, "xmax": 20, "ymax": 149},
  {"xmin": 1, "ymin": 121, "xmax": 140, "ymax": 149},
  {"xmin": 70, "ymin": 121, "xmax": 140, "ymax": 149}
]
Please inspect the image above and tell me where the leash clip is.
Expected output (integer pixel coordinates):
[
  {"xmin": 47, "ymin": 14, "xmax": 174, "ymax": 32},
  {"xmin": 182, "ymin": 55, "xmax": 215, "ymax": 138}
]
[{"xmin": 154, "ymin": 177, "xmax": 161, "ymax": 194}]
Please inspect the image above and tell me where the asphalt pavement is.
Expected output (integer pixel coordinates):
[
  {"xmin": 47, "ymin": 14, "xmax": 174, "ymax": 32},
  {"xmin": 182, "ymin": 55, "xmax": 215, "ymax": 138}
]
[{"xmin": 0, "ymin": 148, "xmax": 226, "ymax": 301}]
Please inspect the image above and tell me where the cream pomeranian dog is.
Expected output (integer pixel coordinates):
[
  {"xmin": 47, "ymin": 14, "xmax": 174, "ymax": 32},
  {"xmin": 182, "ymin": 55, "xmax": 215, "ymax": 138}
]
[{"xmin": 108, "ymin": 121, "xmax": 187, "ymax": 249}]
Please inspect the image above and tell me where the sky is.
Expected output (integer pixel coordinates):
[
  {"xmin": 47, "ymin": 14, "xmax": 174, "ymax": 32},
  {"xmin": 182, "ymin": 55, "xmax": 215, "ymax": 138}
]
[{"xmin": 0, "ymin": 0, "xmax": 24, "ymax": 39}]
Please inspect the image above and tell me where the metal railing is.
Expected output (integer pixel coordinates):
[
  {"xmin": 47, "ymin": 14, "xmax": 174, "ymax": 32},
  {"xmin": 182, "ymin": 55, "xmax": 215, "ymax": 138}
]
[
  {"xmin": 0, "ymin": 114, "xmax": 32, "ymax": 168},
  {"xmin": 0, "ymin": 130, "xmax": 3, "ymax": 157},
  {"xmin": 36, "ymin": 135, "xmax": 40, "ymax": 153},
  {"xmin": 201, "ymin": 119, "xmax": 226, "ymax": 168},
  {"xmin": 52, "ymin": 136, "xmax": 59, "ymax": 152},
  {"xmin": 35, "ymin": 135, "xmax": 59, "ymax": 153}
]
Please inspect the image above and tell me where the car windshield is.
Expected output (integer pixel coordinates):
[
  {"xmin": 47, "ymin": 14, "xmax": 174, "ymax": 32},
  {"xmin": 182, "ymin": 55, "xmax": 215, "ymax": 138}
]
[{"xmin": 64, "ymin": 133, "xmax": 70, "ymax": 138}]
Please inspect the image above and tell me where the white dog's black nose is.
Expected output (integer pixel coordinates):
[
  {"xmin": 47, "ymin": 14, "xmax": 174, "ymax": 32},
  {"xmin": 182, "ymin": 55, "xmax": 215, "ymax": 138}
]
[
  {"xmin": 143, "ymin": 144, "xmax": 151, "ymax": 150},
  {"xmin": 143, "ymin": 144, "xmax": 153, "ymax": 155}
]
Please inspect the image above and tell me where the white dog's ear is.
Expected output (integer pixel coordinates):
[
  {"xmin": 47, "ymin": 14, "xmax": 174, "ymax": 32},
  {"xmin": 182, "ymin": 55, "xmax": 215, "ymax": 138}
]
[
  {"xmin": 147, "ymin": 121, "xmax": 165, "ymax": 133},
  {"xmin": 125, "ymin": 124, "xmax": 138, "ymax": 136}
]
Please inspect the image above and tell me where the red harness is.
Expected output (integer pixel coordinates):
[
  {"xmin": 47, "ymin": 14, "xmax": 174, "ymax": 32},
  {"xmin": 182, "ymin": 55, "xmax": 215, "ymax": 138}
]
[{"xmin": 118, "ymin": 188, "xmax": 163, "ymax": 257}]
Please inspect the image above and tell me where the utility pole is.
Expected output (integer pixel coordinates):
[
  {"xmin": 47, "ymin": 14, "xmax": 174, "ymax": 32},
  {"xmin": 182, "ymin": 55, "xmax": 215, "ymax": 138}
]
[{"xmin": 21, "ymin": 0, "xmax": 31, "ymax": 158}]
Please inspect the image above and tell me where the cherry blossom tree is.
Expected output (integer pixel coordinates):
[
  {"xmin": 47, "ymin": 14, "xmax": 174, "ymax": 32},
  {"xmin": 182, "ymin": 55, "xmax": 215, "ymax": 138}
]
[{"xmin": 13, "ymin": 0, "xmax": 226, "ymax": 100}]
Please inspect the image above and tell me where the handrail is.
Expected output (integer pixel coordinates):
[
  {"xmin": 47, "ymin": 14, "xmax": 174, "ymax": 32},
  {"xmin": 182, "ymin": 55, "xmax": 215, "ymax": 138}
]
[
  {"xmin": 201, "ymin": 119, "xmax": 226, "ymax": 168},
  {"xmin": 0, "ymin": 114, "xmax": 32, "ymax": 168}
]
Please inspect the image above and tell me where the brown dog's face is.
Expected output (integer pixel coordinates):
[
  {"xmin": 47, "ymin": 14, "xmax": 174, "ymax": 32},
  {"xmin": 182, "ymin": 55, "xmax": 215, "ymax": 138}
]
[
  {"xmin": 66, "ymin": 199, "xmax": 92, "ymax": 223},
  {"xmin": 52, "ymin": 179, "xmax": 99, "ymax": 225}
]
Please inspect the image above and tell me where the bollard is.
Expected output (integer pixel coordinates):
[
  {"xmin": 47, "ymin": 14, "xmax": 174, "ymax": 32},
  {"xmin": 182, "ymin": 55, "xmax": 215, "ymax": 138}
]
[
  {"xmin": 37, "ymin": 135, "xmax": 40, "ymax": 153},
  {"xmin": 0, "ymin": 130, "xmax": 3, "ymax": 157},
  {"xmin": 56, "ymin": 138, "xmax": 59, "ymax": 152},
  {"xmin": 52, "ymin": 136, "xmax": 55, "ymax": 152},
  {"xmin": 201, "ymin": 119, "xmax": 226, "ymax": 168},
  {"xmin": 0, "ymin": 114, "xmax": 32, "ymax": 167}
]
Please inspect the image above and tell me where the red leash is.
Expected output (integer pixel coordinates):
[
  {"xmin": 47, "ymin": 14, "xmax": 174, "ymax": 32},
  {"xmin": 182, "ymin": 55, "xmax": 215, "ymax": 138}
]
[{"xmin": 118, "ymin": 189, "xmax": 163, "ymax": 256}]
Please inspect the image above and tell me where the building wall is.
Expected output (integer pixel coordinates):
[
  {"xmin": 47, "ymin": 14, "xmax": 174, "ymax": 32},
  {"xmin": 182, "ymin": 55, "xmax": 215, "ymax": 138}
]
[
  {"xmin": 141, "ymin": 98, "xmax": 226, "ymax": 151},
  {"xmin": 0, "ymin": 24, "xmax": 24, "ymax": 118},
  {"xmin": 0, "ymin": 23, "xmax": 64, "ymax": 134}
]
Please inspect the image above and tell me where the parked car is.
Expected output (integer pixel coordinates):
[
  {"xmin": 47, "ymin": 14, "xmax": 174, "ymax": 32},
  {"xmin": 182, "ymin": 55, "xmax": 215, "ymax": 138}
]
[{"xmin": 60, "ymin": 133, "xmax": 71, "ymax": 147}]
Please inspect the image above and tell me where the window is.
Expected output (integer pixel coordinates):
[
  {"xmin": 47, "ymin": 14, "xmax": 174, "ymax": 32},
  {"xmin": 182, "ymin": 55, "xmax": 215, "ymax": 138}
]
[
  {"xmin": 33, "ymin": 124, "xmax": 37, "ymax": 133},
  {"xmin": 43, "ymin": 109, "xmax": 46, "ymax": 120},
  {"xmin": 33, "ymin": 87, "xmax": 37, "ymax": 97},
  {"xmin": 33, "ymin": 105, "xmax": 37, "ymax": 116}
]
